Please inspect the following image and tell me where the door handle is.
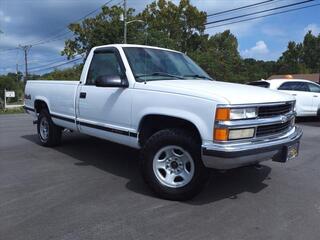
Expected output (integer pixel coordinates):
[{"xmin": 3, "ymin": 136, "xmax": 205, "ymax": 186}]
[
  {"xmin": 313, "ymin": 95, "xmax": 318, "ymax": 98},
  {"xmin": 79, "ymin": 92, "xmax": 86, "ymax": 99},
  {"xmin": 291, "ymin": 94, "xmax": 297, "ymax": 96}
]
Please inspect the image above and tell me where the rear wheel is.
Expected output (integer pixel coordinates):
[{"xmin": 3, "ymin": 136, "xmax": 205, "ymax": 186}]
[
  {"xmin": 140, "ymin": 129, "xmax": 209, "ymax": 200},
  {"xmin": 37, "ymin": 110, "xmax": 62, "ymax": 147}
]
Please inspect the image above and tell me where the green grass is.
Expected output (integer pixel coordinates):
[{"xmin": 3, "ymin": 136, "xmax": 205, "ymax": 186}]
[{"xmin": 0, "ymin": 107, "xmax": 25, "ymax": 114}]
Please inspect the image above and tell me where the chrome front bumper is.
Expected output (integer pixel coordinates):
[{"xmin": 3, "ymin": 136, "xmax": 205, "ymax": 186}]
[{"xmin": 201, "ymin": 126, "xmax": 303, "ymax": 169}]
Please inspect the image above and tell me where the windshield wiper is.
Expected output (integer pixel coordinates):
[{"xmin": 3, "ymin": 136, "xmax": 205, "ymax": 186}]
[
  {"xmin": 135, "ymin": 72, "xmax": 185, "ymax": 80},
  {"xmin": 183, "ymin": 74, "xmax": 212, "ymax": 80}
]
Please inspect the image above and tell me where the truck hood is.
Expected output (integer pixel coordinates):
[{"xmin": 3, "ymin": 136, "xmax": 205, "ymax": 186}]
[{"xmin": 134, "ymin": 80, "xmax": 294, "ymax": 104}]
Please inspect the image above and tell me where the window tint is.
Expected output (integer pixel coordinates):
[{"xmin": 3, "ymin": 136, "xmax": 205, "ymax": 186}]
[
  {"xmin": 278, "ymin": 82, "xmax": 309, "ymax": 92},
  {"xmin": 123, "ymin": 47, "xmax": 212, "ymax": 82},
  {"xmin": 307, "ymin": 83, "xmax": 320, "ymax": 93},
  {"xmin": 248, "ymin": 81, "xmax": 270, "ymax": 88},
  {"xmin": 86, "ymin": 51, "xmax": 124, "ymax": 85}
]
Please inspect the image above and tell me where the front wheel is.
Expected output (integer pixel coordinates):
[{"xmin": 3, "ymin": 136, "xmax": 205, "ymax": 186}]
[{"xmin": 140, "ymin": 129, "xmax": 209, "ymax": 200}]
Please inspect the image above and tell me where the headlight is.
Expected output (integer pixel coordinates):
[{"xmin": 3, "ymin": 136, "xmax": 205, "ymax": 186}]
[
  {"xmin": 230, "ymin": 108, "xmax": 257, "ymax": 120},
  {"xmin": 229, "ymin": 128, "xmax": 255, "ymax": 140},
  {"xmin": 214, "ymin": 106, "xmax": 257, "ymax": 141},
  {"xmin": 215, "ymin": 107, "xmax": 257, "ymax": 121},
  {"xmin": 214, "ymin": 127, "xmax": 255, "ymax": 141}
]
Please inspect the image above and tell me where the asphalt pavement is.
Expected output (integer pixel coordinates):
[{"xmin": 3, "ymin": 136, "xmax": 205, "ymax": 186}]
[{"xmin": 1, "ymin": 114, "xmax": 320, "ymax": 240}]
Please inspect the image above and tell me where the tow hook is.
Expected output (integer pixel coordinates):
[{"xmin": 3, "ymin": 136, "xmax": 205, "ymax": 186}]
[{"xmin": 33, "ymin": 120, "xmax": 38, "ymax": 125}]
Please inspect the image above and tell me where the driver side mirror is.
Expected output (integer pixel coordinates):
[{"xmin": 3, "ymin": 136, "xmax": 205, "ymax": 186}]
[{"xmin": 95, "ymin": 75, "xmax": 128, "ymax": 88}]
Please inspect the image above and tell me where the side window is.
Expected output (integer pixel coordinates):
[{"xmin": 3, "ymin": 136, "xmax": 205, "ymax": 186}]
[
  {"xmin": 86, "ymin": 51, "xmax": 124, "ymax": 85},
  {"xmin": 295, "ymin": 82, "xmax": 309, "ymax": 92},
  {"xmin": 278, "ymin": 82, "xmax": 295, "ymax": 90},
  {"xmin": 278, "ymin": 82, "xmax": 309, "ymax": 92},
  {"xmin": 307, "ymin": 83, "xmax": 320, "ymax": 93}
]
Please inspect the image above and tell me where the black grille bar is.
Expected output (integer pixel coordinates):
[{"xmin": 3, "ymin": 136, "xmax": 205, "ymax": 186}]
[
  {"xmin": 258, "ymin": 103, "xmax": 293, "ymax": 118},
  {"xmin": 256, "ymin": 121, "xmax": 291, "ymax": 137}
]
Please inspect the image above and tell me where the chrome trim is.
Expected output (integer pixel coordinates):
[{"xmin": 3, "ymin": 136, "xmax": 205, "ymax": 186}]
[
  {"xmin": 202, "ymin": 126, "xmax": 303, "ymax": 169},
  {"xmin": 204, "ymin": 126, "xmax": 301, "ymax": 153},
  {"xmin": 216, "ymin": 124, "xmax": 295, "ymax": 145},
  {"xmin": 216, "ymin": 100, "xmax": 296, "ymax": 108},
  {"xmin": 214, "ymin": 101, "xmax": 296, "ymax": 142},
  {"xmin": 215, "ymin": 111, "xmax": 295, "ymax": 128}
]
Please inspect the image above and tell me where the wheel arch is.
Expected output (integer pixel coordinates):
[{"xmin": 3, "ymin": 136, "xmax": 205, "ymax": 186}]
[
  {"xmin": 138, "ymin": 114, "xmax": 203, "ymax": 147},
  {"xmin": 34, "ymin": 97, "xmax": 50, "ymax": 114}
]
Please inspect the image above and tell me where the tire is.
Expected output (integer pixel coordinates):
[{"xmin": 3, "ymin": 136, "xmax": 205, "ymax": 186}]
[
  {"xmin": 140, "ymin": 128, "xmax": 209, "ymax": 201},
  {"xmin": 37, "ymin": 109, "xmax": 62, "ymax": 147}
]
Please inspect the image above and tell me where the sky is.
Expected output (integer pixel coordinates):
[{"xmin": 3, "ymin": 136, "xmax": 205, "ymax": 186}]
[{"xmin": 0, "ymin": 0, "xmax": 319, "ymax": 75}]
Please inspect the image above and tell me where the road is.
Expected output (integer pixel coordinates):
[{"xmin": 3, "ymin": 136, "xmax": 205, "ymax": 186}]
[{"xmin": 1, "ymin": 114, "xmax": 320, "ymax": 240}]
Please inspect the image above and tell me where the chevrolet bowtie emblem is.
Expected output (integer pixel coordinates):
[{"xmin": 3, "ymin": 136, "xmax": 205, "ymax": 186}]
[{"xmin": 281, "ymin": 115, "xmax": 288, "ymax": 123}]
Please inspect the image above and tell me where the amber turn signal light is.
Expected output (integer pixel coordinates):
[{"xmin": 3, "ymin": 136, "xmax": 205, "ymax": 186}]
[
  {"xmin": 215, "ymin": 108, "xmax": 230, "ymax": 121},
  {"xmin": 214, "ymin": 128, "xmax": 229, "ymax": 141}
]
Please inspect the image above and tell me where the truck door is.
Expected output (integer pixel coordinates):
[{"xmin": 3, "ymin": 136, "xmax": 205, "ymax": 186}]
[{"xmin": 76, "ymin": 47, "xmax": 137, "ymax": 146}]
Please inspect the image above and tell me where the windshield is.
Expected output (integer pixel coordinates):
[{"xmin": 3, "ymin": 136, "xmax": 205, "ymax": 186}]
[{"xmin": 123, "ymin": 47, "xmax": 213, "ymax": 82}]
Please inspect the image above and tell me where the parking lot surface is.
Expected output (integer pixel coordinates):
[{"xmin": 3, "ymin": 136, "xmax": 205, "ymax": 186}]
[{"xmin": 1, "ymin": 114, "xmax": 320, "ymax": 240}]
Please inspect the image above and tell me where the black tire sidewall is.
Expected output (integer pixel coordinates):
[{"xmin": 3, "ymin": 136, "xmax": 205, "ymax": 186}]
[
  {"xmin": 141, "ymin": 129, "xmax": 209, "ymax": 200},
  {"xmin": 37, "ymin": 110, "xmax": 61, "ymax": 146}
]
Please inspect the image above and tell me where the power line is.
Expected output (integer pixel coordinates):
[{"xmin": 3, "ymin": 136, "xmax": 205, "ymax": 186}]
[
  {"xmin": 0, "ymin": 0, "xmax": 122, "ymax": 76},
  {"xmin": 28, "ymin": 54, "xmax": 83, "ymax": 71},
  {"xmin": 207, "ymin": 0, "xmax": 275, "ymax": 17},
  {"xmin": 25, "ymin": 0, "xmax": 118, "ymax": 47},
  {"xmin": 206, "ymin": 2, "xmax": 320, "ymax": 29},
  {"xmin": 205, "ymin": 0, "xmax": 315, "ymax": 25},
  {"xmin": 31, "ymin": 31, "xmax": 73, "ymax": 47},
  {"xmin": 27, "ymin": 56, "xmax": 70, "ymax": 66},
  {"xmin": 0, "ymin": 0, "xmax": 120, "ymax": 52},
  {"xmin": 0, "ymin": 47, "xmax": 20, "ymax": 53},
  {"xmin": 28, "ymin": 59, "xmax": 74, "ymax": 71},
  {"xmin": 114, "ymin": 0, "xmax": 125, "ymax": 7},
  {"xmin": 30, "ymin": 57, "xmax": 83, "ymax": 73},
  {"xmin": 31, "ymin": 0, "xmax": 124, "ymax": 47}
]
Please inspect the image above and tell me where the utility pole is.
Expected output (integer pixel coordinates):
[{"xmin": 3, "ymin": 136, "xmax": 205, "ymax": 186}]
[
  {"xmin": 16, "ymin": 63, "xmax": 19, "ymax": 82},
  {"xmin": 123, "ymin": 0, "xmax": 127, "ymax": 44},
  {"xmin": 19, "ymin": 45, "xmax": 32, "ymax": 84},
  {"xmin": 4, "ymin": 89, "xmax": 6, "ymax": 109}
]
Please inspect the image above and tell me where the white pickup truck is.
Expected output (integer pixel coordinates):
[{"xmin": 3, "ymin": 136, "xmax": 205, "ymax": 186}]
[{"xmin": 24, "ymin": 44, "xmax": 302, "ymax": 200}]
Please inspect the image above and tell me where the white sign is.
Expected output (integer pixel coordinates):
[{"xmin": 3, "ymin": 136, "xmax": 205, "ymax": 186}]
[{"xmin": 5, "ymin": 91, "xmax": 15, "ymax": 98}]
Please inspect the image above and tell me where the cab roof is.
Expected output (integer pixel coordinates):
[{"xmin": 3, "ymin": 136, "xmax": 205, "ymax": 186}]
[
  {"xmin": 92, "ymin": 44, "xmax": 181, "ymax": 54},
  {"xmin": 264, "ymin": 78, "xmax": 315, "ymax": 84}
]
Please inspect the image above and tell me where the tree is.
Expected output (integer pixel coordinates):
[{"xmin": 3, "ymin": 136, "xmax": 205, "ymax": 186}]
[
  {"xmin": 0, "ymin": 73, "xmax": 25, "ymax": 103},
  {"xmin": 240, "ymin": 59, "xmax": 278, "ymax": 81},
  {"xmin": 57, "ymin": 1, "xmax": 320, "ymax": 83},
  {"xmin": 138, "ymin": 0, "xmax": 206, "ymax": 52},
  {"xmin": 39, "ymin": 65, "xmax": 83, "ymax": 80},
  {"xmin": 62, "ymin": 0, "xmax": 206, "ymax": 58},
  {"xmin": 277, "ymin": 31, "xmax": 320, "ymax": 74},
  {"xmin": 302, "ymin": 31, "xmax": 320, "ymax": 72},
  {"xmin": 277, "ymin": 41, "xmax": 307, "ymax": 74},
  {"xmin": 190, "ymin": 30, "xmax": 243, "ymax": 82},
  {"xmin": 62, "ymin": 5, "xmax": 135, "ymax": 58}
]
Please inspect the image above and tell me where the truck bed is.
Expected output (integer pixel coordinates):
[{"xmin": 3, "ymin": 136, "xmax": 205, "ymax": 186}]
[{"xmin": 25, "ymin": 80, "xmax": 79, "ymax": 130}]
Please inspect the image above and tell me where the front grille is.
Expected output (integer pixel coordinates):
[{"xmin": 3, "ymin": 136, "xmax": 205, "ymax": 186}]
[
  {"xmin": 258, "ymin": 103, "xmax": 293, "ymax": 118},
  {"xmin": 256, "ymin": 121, "xmax": 292, "ymax": 137}
]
